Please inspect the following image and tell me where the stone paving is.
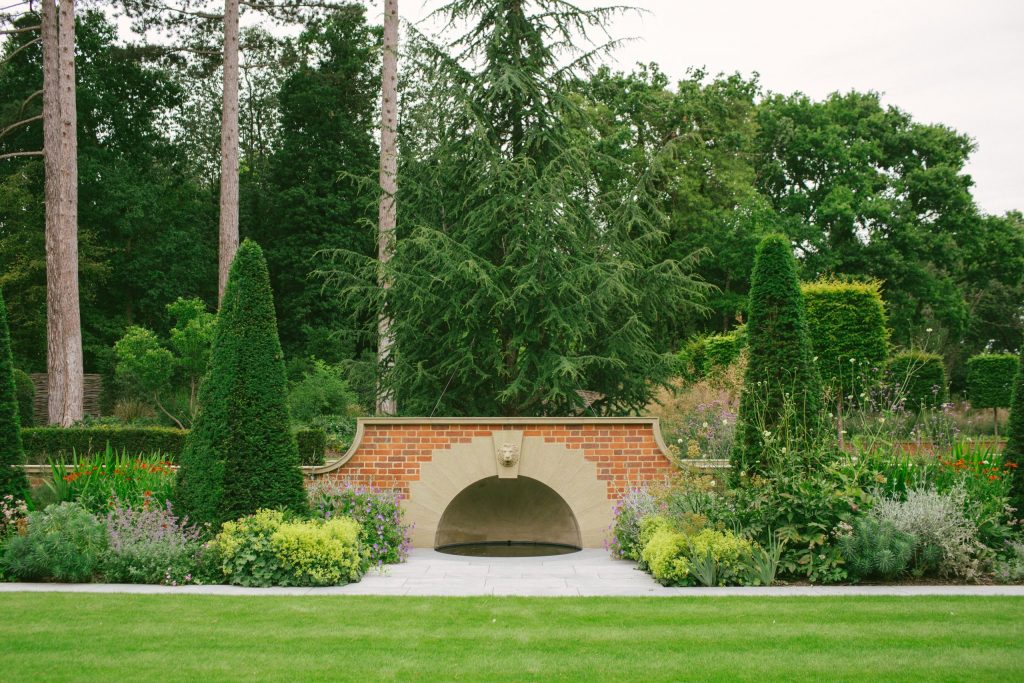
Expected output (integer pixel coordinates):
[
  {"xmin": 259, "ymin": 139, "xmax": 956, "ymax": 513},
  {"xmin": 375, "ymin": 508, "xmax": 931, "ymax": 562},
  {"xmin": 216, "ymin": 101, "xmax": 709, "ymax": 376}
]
[{"xmin": 3, "ymin": 548, "xmax": 1024, "ymax": 596}]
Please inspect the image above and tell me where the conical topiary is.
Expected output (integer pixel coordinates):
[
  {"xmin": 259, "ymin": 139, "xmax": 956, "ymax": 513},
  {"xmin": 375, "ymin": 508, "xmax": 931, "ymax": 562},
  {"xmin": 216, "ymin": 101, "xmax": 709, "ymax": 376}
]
[
  {"xmin": 174, "ymin": 240, "xmax": 307, "ymax": 527},
  {"xmin": 1003, "ymin": 349, "xmax": 1024, "ymax": 511},
  {"xmin": 0, "ymin": 288, "xmax": 29, "ymax": 501},
  {"xmin": 731, "ymin": 234, "xmax": 822, "ymax": 479}
]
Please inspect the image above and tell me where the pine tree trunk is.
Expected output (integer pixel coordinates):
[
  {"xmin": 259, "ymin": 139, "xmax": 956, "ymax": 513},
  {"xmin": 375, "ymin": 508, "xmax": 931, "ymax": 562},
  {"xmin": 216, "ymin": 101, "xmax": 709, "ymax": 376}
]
[
  {"xmin": 44, "ymin": 0, "xmax": 83, "ymax": 426},
  {"xmin": 218, "ymin": 0, "xmax": 241, "ymax": 304},
  {"xmin": 376, "ymin": 0, "xmax": 398, "ymax": 416}
]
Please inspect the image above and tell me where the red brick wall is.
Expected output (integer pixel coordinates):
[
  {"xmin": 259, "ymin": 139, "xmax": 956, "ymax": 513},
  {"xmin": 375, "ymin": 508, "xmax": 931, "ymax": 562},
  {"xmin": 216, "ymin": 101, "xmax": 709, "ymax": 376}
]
[{"xmin": 315, "ymin": 421, "xmax": 676, "ymax": 499}]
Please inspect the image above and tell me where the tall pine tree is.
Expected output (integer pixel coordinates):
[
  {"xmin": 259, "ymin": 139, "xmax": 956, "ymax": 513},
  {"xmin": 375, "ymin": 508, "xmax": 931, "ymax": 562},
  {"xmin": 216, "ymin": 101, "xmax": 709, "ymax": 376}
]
[
  {"xmin": 732, "ymin": 234, "xmax": 822, "ymax": 478},
  {"xmin": 321, "ymin": 0, "xmax": 708, "ymax": 416},
  {"xmin": 174, "ymin": 240, "xmax": 306, "ymax": 527},
  {"xmin": 0, "ymin": 288, "xmax": 29, "ymax": 500}
]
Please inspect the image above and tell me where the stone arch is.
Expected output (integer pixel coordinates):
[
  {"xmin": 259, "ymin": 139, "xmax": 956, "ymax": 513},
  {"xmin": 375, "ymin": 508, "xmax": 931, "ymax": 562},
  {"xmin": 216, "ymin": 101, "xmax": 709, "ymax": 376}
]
[
  {"xmin": 435, "ymin": 476, "xmax": 581, "ymax": 548},
  {"xmin": 403, "ymin": 434, "xmax": 612, "ymax": 548}
]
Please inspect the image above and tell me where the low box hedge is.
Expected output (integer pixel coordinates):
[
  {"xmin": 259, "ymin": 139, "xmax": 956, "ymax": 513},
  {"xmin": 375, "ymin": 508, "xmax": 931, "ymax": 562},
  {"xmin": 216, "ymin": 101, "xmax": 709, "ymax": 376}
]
[
  {"xmin": 22, "ymin": 426, "xmax": 327, "ymax": 467},
  {"xmin": 22, "ymin": 426, "xmax": 188, "ymax": 464}
]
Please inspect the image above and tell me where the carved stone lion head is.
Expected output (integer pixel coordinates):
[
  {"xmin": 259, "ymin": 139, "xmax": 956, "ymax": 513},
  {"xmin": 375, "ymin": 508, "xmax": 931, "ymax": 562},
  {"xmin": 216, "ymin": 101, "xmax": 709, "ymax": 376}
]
[{"xmin": 498, "ymin": 441, "xmax": 519, "ymax": 467}]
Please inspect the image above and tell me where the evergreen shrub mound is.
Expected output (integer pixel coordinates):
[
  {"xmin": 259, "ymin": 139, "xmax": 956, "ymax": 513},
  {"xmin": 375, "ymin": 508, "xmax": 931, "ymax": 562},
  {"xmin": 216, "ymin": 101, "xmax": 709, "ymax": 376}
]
[
  {"xmin": 732, "ymin": 234, "xmax": 822, "ymax": 477},
  {"xmin": 1, "ymin": 502, "xmax": 107, "ymax": 582},
  {"xmin": 21, "ymin": 426, "xmax": 187, "ymax": 463},
  {"xmin": 966, "ymin": 353, "xmax": 1017, "ymax": 410},
  {"xmin": 886, "ymin": 351, "xmax": 947, "ymax": 412},
  {"xmin": 802, "ymin": 279, "xmax": 888, "ymax": 403},
  {"xmin": 13, "ymin": 368, "xmax": 33, "ymax": 428},
  {"xmin": 1004, "ymin": 350, "xmax": 1024, "ymax": 509},
  {"xmin": 174, "ymin": 240, "xmax": 307, "ymax": 527},
  {"xmin": 677, "ymin": 327, "xmax": 746, "ymax": 383},
  {"xmin": 839, "ymin": 517, "xmax": 914, "ymax": 581},
  {"xmin": 0, "ymin": 288, "xmax": 29, "ymax": 500}
]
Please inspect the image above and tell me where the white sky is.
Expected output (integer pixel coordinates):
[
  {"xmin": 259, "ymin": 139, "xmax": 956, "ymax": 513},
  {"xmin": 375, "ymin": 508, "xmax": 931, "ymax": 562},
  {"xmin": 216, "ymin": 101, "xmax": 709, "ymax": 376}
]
[{"xmin": 398, "ymin": 0, "xmax": 1023, "ymax": 216}]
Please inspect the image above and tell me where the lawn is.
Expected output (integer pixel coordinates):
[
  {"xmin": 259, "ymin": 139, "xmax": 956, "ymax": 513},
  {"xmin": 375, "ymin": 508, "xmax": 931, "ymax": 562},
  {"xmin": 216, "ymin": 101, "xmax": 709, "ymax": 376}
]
[{"xmin": 1, "ymin": 594, "xmax": 1021, "ymax": 681}]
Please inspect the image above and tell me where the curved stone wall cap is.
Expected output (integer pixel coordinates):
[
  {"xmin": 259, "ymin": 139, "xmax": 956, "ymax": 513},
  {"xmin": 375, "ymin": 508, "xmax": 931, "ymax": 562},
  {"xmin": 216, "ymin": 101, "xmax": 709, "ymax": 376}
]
[{"xmin": 305, "ymin": 416, "xmax": 672, "ymax": 476}]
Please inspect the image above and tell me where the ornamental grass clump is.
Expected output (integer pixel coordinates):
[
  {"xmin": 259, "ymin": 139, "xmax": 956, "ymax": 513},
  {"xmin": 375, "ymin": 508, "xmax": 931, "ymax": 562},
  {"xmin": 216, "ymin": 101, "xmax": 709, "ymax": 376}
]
[
  {"xmin": 1, "ymin": 502, "xmax": 106, "ymax": 582},
  {"xmin": 308, "ymin": 481, "xmax": 411, "ymax": 565},
  {"xmin": 102, "ymin": 496, "xmax": 206, "ymax": 585}
]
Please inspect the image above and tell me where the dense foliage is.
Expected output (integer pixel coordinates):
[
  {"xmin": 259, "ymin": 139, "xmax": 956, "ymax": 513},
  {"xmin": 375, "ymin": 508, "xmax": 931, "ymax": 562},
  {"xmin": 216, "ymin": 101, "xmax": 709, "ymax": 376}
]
[
  {"xmin": 0, "ymin": 289, "xmax": 28, "ymax": 500},
  {"xmin": 174, "ymin": 241, "xmax": 307, "ymax": 527},
  {"xmin": 45, "ymin": 446, "xmax": 176, "ymax": 514},
  {"xmin": 886, "ymin": 351, "xmax": 948, "ymax": 412},
  {"xmin": 802, "ymin": 279, "xmax": 889, "ymax": 404},
  {"xmin": 21, "ymin": 426, "xmax": 187, "ymax": 463},
  {"xmin": 12, "ymin": 368, "xmax": 32, "ymax": 428},
  {"xmin": 212, "ymin": 508, "xmax": 365, "ymax": 587},
  {"xmin": 966, "ymin": 353, "xmax": 1017, "ymax": 410},
  {"xmin": 676, "ymin": 328, "xmax": 746, "ymax": 384},
  {"xmin": 732, "ymin": 235, "xmax": 822, "ymax": 477}
]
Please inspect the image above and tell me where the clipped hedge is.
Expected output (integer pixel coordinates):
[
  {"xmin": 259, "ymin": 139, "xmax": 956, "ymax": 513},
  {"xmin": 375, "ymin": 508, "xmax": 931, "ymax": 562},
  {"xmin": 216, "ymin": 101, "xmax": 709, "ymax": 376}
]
[
  {"xmin": 802, "ymin": 279, "xmax": 889, "ymax": 402},
  {"xmin": 13, "ymin": 368, "xmax": 33, "ymax": 428},
  {"xmin": 20, "ymin": 425, "xmax": 326, "ymax": 467},
  {"xmin": 676, "ymin": 327, "xmax": 746, "ymax": 383},
  {"xmin": 21, "ymin": 426, "xmax": 188, "ymax": 463},
  {"xmin": 966, "ymin": 353, "xmax": 1017, "ymax": 410},
  {"xmin": 295, "ymin": 429, "xmax": 327, "ymax": 466},
  {"xmin": 886, "ymin": 351, "xmax": 947, "ymax": 412}
]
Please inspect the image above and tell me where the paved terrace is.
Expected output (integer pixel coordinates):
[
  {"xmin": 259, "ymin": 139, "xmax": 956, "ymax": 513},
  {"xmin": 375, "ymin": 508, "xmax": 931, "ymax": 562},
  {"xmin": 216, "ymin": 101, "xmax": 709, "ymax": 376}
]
[{"xmin": 3, "ymin": 549, "xmax": 1024, "ymax": 596}]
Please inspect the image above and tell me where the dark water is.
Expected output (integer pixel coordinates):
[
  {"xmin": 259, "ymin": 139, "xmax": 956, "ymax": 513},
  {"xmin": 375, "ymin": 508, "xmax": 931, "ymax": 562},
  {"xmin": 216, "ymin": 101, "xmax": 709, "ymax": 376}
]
[{"xmin": 436, "ymin": 541, "xmax": 581, "ymax": 557}]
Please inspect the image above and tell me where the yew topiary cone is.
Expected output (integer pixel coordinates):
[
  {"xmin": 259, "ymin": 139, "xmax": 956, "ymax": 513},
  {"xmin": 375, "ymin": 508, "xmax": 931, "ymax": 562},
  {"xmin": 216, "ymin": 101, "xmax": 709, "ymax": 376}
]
[
  {"xmin": 174, "ymin": 240, "xmax": 307, "ymax": 527},
  {"xmin": 0, "ymin": 288, "xmax": 29, "ymax": 500},
  {"xmin": 1004, "ymin": 349, "xmax": 1024, "ymax": 511},
  {"xmin": 732, "ymin": 234, "xmax": 822, "ymax": 479}
]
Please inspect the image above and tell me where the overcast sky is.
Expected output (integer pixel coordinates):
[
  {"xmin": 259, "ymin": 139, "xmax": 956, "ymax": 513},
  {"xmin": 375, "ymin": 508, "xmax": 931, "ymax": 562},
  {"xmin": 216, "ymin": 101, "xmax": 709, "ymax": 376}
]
[{"xmin": 401, "ymin": 0, "xmax": 1023, "ymax": 216}]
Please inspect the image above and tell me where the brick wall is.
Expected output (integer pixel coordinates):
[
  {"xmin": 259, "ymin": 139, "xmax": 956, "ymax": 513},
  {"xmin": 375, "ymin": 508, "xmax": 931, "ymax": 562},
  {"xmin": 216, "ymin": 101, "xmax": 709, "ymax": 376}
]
[{"xmin": 313, "ymin": 419, "xmax": 677, "ymax": 500}]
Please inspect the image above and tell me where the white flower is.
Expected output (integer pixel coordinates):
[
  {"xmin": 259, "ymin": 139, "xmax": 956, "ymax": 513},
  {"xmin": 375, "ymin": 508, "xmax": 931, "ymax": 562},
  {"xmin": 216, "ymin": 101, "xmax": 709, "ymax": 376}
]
[
  {"xmin": 926, "ymin": 328, "xmax": 933, "ymax": 333},
  {"xmin": 677, "ymin": 438, "xmax": 683, "ymax": 444},
  {"xmin": 722, "ymin": 419, "xmax": 729, "ymax": 426},
  {"xmin": 702, "ymin": 422, "xmax": 709, "ymax": 429},
  {"xmin": 781, "ymin": 447, "xmax": 787, "ymax": 454}
]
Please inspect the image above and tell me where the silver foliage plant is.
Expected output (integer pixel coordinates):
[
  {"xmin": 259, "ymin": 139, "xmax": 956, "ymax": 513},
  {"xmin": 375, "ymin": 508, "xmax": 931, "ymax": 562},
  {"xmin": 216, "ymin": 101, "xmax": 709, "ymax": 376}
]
[{"xmin": 869, "ymin": 485, "xmax": 984, "ymax": 580}]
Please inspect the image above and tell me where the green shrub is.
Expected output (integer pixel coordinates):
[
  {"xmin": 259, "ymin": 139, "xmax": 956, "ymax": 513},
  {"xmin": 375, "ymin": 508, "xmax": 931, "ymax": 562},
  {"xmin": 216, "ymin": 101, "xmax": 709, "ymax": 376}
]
[
  {"xmin": 309, "ymin": 481, "xmax": 411, "ymax": 565},
  {"xmin": 288, "ymin": 360, "xmax": 360, "ymax": 424},
  {"xmin": 733, "ymin": 234, "xmax": 822, "ymax": 478},
  {"xmin": 676, "ymin": 328, "xmax": 746, "ymax": 383},
  {"xmin": 838, "ymin": 516, "xmax": 915, "ymax": 581},
  {"xmin": 1, "ymin": 502, "xmax": 107, "ymax": 582},
  {"xmin": 46, "ymin": 445, "xmax": 176, "ymax": 514},
  {"xmin": 967, "ymin": 353, "xmax": 1017, "ymax": 410},
  {"xmin": 994, "ymin": 541, "xmax": 1024, "ymax": 584},
  {"xmin": 21, "ymin": 426, "xmax": 187, "ymax": 464},
  {"xmin": 295, "ymin": 429, "xmax": 327, "ymax": 466},
  {"xmin": 0, "ymin": 288, "xmax": 29, "ymax": 501},
  {"xmin": 13, "ymin": 368, "xmax": 33, "ymax": 428},
  {"xmin": 174, "ymin": 240, "xmax": 307, "ymax": 527},
  {"xmin": 802, "ymin": 279, "xmax": 889, "ymax": 404},
  {"xmin": 886, "ymin": 351, "xmax": 947, "ymax": 412},
  {"xmin": 213, "ymin": 509, "xmax": 365, "ymax": 587}
]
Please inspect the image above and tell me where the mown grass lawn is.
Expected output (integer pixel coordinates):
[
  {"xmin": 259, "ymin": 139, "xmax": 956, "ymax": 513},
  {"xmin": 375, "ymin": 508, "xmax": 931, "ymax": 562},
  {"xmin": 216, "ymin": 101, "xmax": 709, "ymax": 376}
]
[{"xmin": 1, "ymin": 594, "xmax": 1021, "ymax": 681}]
